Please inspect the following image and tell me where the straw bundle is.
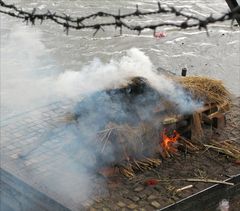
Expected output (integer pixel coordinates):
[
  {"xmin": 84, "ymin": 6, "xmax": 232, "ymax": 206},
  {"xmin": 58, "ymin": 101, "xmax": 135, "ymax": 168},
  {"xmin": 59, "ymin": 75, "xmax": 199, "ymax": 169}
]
[
  {"xmin": 118, "ymin": 158, "xmax": 161, "ymax": 178},
  {"xmin": 97, "ymin": 122, "xmax": 162, "ymax": 177},
  {"xmin": 177, "ymin": 76, "xmax": 231, "ymax": 106},
  {"xmin": 98, "ymin": 122, "xmax": 160, "ymax": 160}
]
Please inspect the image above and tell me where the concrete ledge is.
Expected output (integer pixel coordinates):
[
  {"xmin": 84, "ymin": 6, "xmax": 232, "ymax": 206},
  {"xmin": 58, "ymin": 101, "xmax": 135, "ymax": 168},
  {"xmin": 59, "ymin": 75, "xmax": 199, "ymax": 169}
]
[{"xmin": 0, "ymin": 168, "xmax": 70, "ymax": 211}]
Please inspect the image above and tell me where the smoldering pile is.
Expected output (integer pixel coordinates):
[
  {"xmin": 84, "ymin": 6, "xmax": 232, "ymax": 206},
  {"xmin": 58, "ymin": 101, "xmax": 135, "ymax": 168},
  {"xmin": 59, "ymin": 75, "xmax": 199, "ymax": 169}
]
[{"xmin": 65, "ymin": 75, "xmax": 233, "ymax": 177}]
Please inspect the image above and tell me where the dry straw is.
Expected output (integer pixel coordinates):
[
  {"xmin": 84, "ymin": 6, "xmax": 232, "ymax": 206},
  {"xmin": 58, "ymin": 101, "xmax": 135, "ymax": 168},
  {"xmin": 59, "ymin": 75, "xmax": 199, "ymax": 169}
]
[{"xmin": 177, "ymin": 76, "xmax": 232, "ymax": 106}]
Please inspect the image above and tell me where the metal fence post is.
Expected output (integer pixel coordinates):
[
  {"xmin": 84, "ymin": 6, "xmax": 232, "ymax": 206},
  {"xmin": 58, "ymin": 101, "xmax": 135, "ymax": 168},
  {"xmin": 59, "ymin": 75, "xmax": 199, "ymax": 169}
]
[{"xmin": 225, "ymin": 0, "xmax": 240, "ymax": 25}]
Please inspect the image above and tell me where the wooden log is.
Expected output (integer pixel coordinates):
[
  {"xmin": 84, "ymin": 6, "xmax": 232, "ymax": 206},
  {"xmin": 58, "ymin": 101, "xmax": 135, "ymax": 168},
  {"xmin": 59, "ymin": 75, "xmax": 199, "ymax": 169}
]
[
  {"xmin": 212, "ymin": 114, "xmax": 226, "ymax": 129},
  {"xmin": 163, "ymin": 117, "xmax": 178, "ymax": 125},
  {"xmin": 191, "ymin": 112, "xmax": 204, "ymax": 141},
  {"xmin": 162, "ymin": 115, "xmax": 190, "ymax": 125}
]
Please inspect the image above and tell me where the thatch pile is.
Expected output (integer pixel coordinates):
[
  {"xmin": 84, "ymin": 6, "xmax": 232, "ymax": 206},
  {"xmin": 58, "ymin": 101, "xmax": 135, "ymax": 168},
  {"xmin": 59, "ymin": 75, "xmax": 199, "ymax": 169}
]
[{"xmin": 177, "ymin": 76, "xmax": 231, "ymax": 106}]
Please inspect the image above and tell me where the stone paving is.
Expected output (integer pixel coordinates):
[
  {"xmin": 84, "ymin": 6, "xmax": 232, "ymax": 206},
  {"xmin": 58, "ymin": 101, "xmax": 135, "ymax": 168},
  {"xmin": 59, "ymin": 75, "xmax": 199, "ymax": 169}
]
[
  {"xmin": 1, "ymin": 102, "xmax": 71, "ymax": 175},
  {"xmin": 0, "ymin": 101, "xmax": 178, "ymax": 210},
  {"xmin": 0, "ymin": 101, "xmax": 87, "ymax": 210},
  {"xmin": 1, "ymin": 100, "xmax": 240, "ymax": 211}
]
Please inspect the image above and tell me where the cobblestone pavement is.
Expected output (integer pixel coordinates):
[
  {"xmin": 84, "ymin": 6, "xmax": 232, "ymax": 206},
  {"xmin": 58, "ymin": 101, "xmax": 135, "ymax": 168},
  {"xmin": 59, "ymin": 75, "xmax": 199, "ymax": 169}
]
[
  {"xmin": 1, "ymin": 100, "xmax": 240, "ymax": 211},
  {"xmin": 0, "ymin": 101, "xmax": 86, "ymax": 210}
]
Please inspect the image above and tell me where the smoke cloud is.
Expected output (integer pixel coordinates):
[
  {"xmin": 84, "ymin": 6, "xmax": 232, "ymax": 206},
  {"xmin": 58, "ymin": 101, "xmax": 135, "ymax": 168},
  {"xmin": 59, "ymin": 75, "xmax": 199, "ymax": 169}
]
[
  {"xmin": 1, "ymin": 24, "xmax": 201, "ymax": 209},
  {"xmin": 1, "ymin": 25, "xmax": 60, "ymax": 119},
  {"xmin": 57, "ymin": 47, "xmax": 202, "ymax": 113},
  {"xmin": 1, "ymin": 25, "xmax": 201, "ymax": 118}
]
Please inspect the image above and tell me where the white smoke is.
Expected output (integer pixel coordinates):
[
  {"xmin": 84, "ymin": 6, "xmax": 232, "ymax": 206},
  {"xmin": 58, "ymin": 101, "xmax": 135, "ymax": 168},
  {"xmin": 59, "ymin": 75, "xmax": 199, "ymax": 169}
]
[
  {"xmin": 1, "ymin": 24, "xmax": 200, "ymax": 118},
  {"xmin": 1, "ymin": 25, "xmax": 59, "ymax": 119},
  {"xmin": 57, "ymin": 48, "xmax": 202, "ymax": 113},
  {"xmin": 1, "ymin": 24, "xmax": 201, "ymax": 210},
  {"xmin": 0, "ymin": 25, "xmax": 96, "ymax": 209},
  {"xmin": 56, "ymin": 48, "xmax": 153, "ymax": 99}
]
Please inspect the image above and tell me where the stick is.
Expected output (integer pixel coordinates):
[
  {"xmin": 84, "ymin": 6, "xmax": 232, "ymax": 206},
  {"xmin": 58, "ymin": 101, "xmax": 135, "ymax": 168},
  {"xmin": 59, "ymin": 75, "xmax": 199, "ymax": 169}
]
[
  {"xmin": 186, "ymin": 178, "xmax": 234, "ymax": 186},
  {"xmin": 176, "ymin": 185, "xmax": 193, "ymax": 193},
  {"xmin": 101, "ymin": 130, "xmax": 112, "ymax": 153},
  {"xmin": 180, "ymin": 136, "xmax": 200, "ymax": 149},
  {"xmin": 204, "ymin": 144, "xmax": 236, "ymax": 158},
  {"xmin": 150, "ymin": 178, "xmax": 234, "ymax": 186},
  {"xmin": 133, "ymin": 160, "xmax": 144, "ymax": 171}
]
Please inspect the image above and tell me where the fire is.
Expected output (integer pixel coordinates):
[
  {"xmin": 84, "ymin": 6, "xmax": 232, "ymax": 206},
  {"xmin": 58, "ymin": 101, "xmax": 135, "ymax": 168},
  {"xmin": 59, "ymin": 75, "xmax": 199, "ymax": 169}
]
[{"xmin": 160, "ymin": 129, "xmax": 180, "ymax": 155}]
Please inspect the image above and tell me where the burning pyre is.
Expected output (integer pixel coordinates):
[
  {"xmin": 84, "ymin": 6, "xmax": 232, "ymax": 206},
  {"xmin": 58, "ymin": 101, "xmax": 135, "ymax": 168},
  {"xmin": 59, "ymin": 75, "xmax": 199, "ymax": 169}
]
[{"xmin": 65, "ymin": 75, "xmax": 234, "ymax": 178}]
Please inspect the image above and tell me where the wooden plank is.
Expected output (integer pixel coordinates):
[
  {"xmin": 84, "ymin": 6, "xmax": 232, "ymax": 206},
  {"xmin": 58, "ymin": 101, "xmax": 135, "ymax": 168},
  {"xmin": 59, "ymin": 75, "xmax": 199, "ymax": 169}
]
[{"xmin": 196, "ymin": 103, "xmax": 216, "ymax": 113}]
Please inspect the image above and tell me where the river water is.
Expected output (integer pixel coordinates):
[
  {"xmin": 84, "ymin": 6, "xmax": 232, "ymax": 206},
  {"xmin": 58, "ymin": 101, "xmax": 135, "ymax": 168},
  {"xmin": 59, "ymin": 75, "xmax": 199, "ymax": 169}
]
[{"xmin": 1, "ymin": 0, "xmax": 240, "ymax": 118}]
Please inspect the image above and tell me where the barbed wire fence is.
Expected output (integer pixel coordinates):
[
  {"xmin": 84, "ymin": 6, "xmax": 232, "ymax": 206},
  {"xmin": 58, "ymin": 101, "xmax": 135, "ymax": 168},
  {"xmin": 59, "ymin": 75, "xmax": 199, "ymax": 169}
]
[{"xmin": 0, "ymin": 0, "xmax": 239, "ymax": 36}]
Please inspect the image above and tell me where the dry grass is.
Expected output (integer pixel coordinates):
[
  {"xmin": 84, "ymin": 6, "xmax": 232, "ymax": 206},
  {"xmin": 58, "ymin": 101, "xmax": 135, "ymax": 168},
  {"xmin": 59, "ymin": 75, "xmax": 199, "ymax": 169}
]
[{"xmin": 177, "ymin": 76, "xmax": 232, "ymax": 106}]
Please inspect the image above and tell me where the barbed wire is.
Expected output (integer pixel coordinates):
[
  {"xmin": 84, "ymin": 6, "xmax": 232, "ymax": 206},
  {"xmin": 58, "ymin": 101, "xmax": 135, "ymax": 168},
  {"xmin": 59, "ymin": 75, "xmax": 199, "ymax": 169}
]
[{"xmin": 0, "ymin": 0, "xmax": 239, "ymax": 36}]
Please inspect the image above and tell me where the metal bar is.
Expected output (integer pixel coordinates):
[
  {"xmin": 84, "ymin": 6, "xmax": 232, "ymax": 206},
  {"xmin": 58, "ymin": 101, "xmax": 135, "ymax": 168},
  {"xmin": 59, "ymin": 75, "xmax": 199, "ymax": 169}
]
[
  {"xmin": 225, "ymin": 0, "xmax": 240, "ymax": 25},
  {"xmin": 181, "ymin": 68, "xmax": 187, "ymax": 77}
]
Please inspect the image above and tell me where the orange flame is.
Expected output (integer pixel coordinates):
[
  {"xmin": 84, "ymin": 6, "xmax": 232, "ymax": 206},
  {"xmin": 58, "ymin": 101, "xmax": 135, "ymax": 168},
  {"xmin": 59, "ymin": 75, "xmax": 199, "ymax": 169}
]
[{"xmin": 160, "ymin": 129, "xmax": 180, "ymax": 154}]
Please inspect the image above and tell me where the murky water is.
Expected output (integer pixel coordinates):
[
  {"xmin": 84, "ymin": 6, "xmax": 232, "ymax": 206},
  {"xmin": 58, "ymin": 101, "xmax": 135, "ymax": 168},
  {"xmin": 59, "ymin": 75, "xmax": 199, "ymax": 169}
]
[{"xmin": 1, "ymin": 0, "xmax": 240, "ymax": 119}]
